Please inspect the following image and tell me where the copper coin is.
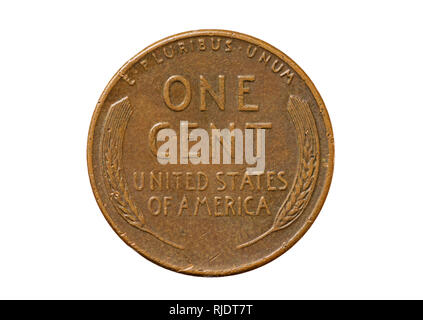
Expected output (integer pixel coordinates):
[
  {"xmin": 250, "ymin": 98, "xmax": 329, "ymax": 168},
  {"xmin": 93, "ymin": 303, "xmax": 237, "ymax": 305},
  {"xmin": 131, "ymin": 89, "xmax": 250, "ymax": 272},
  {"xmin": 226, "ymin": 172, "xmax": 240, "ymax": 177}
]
[{"xmin": 87, "ymin": 30, "xmax": 334, "ymax": 276}]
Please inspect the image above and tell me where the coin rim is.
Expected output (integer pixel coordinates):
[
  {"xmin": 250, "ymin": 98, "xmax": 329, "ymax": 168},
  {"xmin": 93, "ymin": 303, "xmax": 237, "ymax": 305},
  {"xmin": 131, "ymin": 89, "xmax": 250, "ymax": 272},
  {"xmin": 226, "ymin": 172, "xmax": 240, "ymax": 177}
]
[{"xmin": 87, "ymin": 29, "xmax": 335, "ymax": 277}]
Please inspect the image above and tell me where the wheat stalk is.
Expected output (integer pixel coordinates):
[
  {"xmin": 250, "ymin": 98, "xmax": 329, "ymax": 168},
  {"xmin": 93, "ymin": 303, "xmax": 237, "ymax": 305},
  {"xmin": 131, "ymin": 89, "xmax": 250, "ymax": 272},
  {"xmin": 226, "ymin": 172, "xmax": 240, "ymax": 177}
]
[
  {"xmin": 104, "ymin": 140, "xmax": 145, "ymax": 229},
  {"xmin": 237, "ymin": 96, "xmax": 319, "ymax": 249},
  {"xmin": 273, "ymin": 134, "xmax": 317, "ymax": 230},
  {"xmin": 102, "ymin": 97, "xmax": 184, "ymax": 250}
]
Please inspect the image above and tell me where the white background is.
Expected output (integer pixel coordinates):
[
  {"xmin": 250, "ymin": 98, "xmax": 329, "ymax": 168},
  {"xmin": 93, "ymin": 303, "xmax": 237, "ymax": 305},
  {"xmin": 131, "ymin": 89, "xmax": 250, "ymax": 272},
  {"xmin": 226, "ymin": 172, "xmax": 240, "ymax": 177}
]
[{"xmin": 0, "ymin": 0, "xmax": 422, "ymax": 299}]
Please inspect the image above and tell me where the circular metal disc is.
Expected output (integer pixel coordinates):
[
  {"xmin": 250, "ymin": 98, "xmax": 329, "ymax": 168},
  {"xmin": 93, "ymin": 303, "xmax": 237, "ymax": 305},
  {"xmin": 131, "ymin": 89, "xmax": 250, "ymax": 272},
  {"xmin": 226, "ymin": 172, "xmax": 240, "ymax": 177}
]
[{"xmin": 87, "ymin": 30, "xmax": 334, "ymax": 276}]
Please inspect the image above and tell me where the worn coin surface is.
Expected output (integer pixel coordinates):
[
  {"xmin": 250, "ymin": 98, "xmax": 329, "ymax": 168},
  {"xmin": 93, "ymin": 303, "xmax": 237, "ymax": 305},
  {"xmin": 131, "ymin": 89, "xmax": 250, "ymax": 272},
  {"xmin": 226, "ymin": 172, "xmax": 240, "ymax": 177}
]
[{"xmin": 87, "ymin": 30, "xmax": 334, "ymax": 276}]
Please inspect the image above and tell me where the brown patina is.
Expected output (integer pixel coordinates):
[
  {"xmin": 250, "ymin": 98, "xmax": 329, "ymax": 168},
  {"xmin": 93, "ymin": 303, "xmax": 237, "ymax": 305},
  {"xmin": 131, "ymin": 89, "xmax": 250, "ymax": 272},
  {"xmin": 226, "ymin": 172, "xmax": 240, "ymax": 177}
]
[{"xmin": 87, "ymin": 30, "xmax": 334, "ymax": 276}]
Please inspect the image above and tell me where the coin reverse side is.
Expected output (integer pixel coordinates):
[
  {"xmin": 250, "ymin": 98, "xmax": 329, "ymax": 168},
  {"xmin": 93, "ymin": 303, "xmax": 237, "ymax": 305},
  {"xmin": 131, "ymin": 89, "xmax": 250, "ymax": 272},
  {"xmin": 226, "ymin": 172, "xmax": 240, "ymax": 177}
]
[{"xmin": 87, "ymin": 30, "xmax": 334, "ymax": 276}]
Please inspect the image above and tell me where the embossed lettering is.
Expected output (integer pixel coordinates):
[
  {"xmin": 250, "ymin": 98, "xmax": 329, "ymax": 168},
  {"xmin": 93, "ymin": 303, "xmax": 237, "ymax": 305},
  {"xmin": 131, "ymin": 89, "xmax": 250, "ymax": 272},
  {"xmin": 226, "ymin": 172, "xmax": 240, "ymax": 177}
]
[
  {"xmin": 148, "ymin": 196, "xmax": 161, "ymax": 216},
  {"xmin": 214, "ymin": 196, "xmax": 223, "ymax": 216},
  {"xmin": 198, "ymin": 38, "xmax": 206, "ymax": 51},
  {"xmin": 258, "ymin": 51, "xmax": 272, "ymax": 65},
  {"xmin": 238, "ymin": 75, "xmax": 259, "ymax": 111},
  {"xmin": 266, "ymin": 171, "xmax": 277, "ymax": 191},
  {"xmin": 140, "ymin": 59, "xmax": 148, "ymax": 71},
  {"xmin": 271, "ymin": 59, "xmax": 283, "ymax": 73},
  {"xmin": 163, "ymin": 75, "xmax": 192, "ymax": 111},
  {"xmin": 211, "ymin": 37, "xmax": 221, "ymax": 51},
  {"xmin": 197, "ymin": 172, "xmax": 209, "ymax": 191},
  {"xmin": 185, "ymin": 172, "xmax": 195, "ymax": 191},
  {"xmin": 277, "ymin": 171, "xmax": 288, "ymax": 190},
  {"xmin": 246, "ymin": 45, "xmax": 257, "ymax": 58},
  {"xmin": 178, "ymin": 41, "xmax": 188, "ymax": 54},
  {"xmin": 256, "ymin": 196, "xmax": 271, "ymax": 215},
  {"xmin": 216, "ymin": 172, "xmax": 226, "ymax": 191},
  {"xmin": 280, "ymin": 69, "xmax": 295, "ymax": 85},
  {"xmin": 133, "ymin": 171, "xmax": 145, "ymax": 190},
  {"xmin": 163, "ymin": 196, "xmax": 172, "ymax": 216},
  {"xmin": 224, "ymin": 39, "xmax": 232, "ymax": 52},
  {"xmin": 150, "ymin": 171, "xmax": 162, "ymax": 190},
  {"xmin": 152, "ymin": 52, "xmax": 163, "ymax": 64},
  {"xmin": 194, "ymin": 196, "xmax": 211, "ymax": 216},
  {"xmin": 200, "ymin": 75, "xmax": 225, "ymax": 111},
  {"xmin": 163, "ymin": 45, "xmax": 174, "ymax": 58},
  {"xmin": 177, "ymin": 195, "xmax": 189, "ymax": 216},
  {"xmin": 243, "ymin": 196, "xmax": 254, "ymax": 215}
]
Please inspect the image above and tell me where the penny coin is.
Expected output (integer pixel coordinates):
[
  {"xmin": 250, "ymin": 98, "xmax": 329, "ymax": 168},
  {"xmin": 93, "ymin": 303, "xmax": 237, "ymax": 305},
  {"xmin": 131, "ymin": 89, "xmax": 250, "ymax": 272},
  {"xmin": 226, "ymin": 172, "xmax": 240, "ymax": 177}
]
[{"xmin": 87, "ymin": 30, "xmax": 334, "ymax": 276}]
